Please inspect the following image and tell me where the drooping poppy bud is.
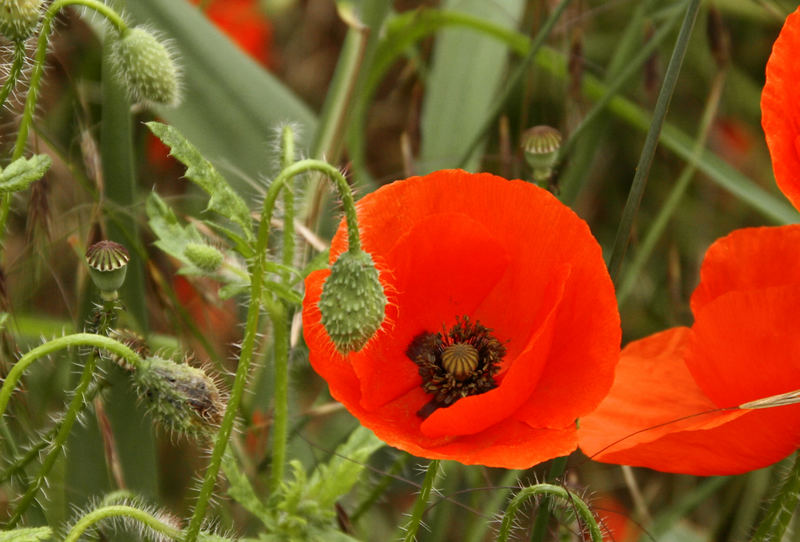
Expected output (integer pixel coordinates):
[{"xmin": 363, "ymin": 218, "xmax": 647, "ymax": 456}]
[
  {"xmin": 0, "ymin": 0, "xmax": 43, "ymax": 42},
  {"xmin": 132, "ymin": 355, "xmax": 223, "ymax": 439},
  {"xmin": 85, "ymin": 240, "xmax": 129, "ymax": 300},
  {"xmin": 318, "ymin": 249, "xmax": 386, "ymax": 354},
  {"xmin": 110, "ymin": 26, "xmax": 180, "ymax": 106},
  {"xmin": 521, "ymin": 125, "xmax": 562, "ymax": 185}
]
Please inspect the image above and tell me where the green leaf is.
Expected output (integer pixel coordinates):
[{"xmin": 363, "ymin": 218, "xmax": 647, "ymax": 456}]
[
  {"xmin": 147, "ymin": 122, "xmax": 255, "ymax": 241},
  {"xmin": 0, "ymin": 527, "xmax": 53, "ymax": 541},
  {"xmin": 308, "ymin": 425, "xmax": 384, "ymax": 509},
  {"xmin": 221, "ymin": 447, "xmax": 271, "ymax": 527},
  {"xmin": 146, "ymin": 191, "xmax": 206, "ymax": 266},
  {"xmin": 419, "ymin": 0, "xmax": 525, "ymax": 172},
  {"xmin": 0, "ymin": 154, "xmax": 51, "ymax": 193}
]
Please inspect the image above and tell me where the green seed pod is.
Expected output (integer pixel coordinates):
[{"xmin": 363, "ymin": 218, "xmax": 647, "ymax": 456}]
[
  {"xmin": 85, "ymin": 240, "xmax": 129, "ymax": 299},
  {"xmin": 521, "ymin": 125, "xmax": 562, "ymax": 185},
  {"xmin": 318, "ymin": 249, "xmax": 386, "ymax": 354},
  {"xmin": 0, "ymin": 0, "xmax": 43, "ymax": 42},
  {"xmin": 132, "ymin": 355, "xmax": 223, "ymax": 439},
  {"xmin": 185, "ymin": 242, "xmax": 224, "ymax": 273},
  {"xmin": 111, "ymin": 26, "xmax": 180, "ymax": 106}
]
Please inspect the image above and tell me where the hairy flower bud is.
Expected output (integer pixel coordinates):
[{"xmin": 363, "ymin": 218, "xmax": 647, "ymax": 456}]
[
  {"xmin": 318, "ymin": 249, "xmax": 386, "ymax": 354},
  {"xmin": 132, "ymin": 355, "xmax": 223, "ymax": 438},
  {"xmin": 185, "ymin": 242, "xmax": 224, "ymax": 273},
  {"xmin": 86, "ymin": 240, "xmax": 129, "ymax": 299},
  {"xmin": 111, "ymin": 26, "xmax": 180, "ymax": 106},
  {"xmin": 0, "ymin": 0, "xmax": 43, "ymax": 42},
  {"xmin": 521, "ymin": 125, "xmax": 562, "ymax": 185}
]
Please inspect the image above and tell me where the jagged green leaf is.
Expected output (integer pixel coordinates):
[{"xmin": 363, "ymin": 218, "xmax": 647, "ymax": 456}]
[
  {"xmin": 221, "ymin": 447, "xmax": 271, "ymax": 528},
  {"xmin": 0, "ymin": 154, "xmax": 51, "ymax": 193},
  {"xmin": 146, "ymin": 192, "xmax": 206, "ymax": 266},
  {"xmin": 308, "ymin": 425, "xmax": 384, "ymax": 509},
  {"xmin": 0, "ymin": 527, "xmax": 53, "ymax": 541},
  {"xmin": 146, "ymin": 122, "xmax": 254, "ymax": 241}
]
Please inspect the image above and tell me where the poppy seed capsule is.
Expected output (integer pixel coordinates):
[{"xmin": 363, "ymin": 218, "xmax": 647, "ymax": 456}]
[
  {"xmin": 111, "ymin": 27, "xmax": 180, "ymax": 106},
  {"xmin": 318, "ymin": 249, "xmax": 386, "ymax": 354},
  {"xmin": 0, "ymin": 0, "xmax": 43, "ymax": 42},
  {"xmin": 86, "ymin": 240, "xmax": 130, "ymax": 299},
  {"xmin": 132, "ymin": 355, "xmax": 223, "ymax": 439},
  {"xmin": 184, "ymin": 242, "xmax": 224, "ymax": 273},
  {"xmin": 521, "ymin": 125, "xmax": 562, "ymax": 184}
]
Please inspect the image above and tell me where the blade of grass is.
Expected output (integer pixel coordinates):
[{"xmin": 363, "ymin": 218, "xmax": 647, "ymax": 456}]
[{"xmin": 606, "ymin": 0, "xmax": 701, "ymax": 283}]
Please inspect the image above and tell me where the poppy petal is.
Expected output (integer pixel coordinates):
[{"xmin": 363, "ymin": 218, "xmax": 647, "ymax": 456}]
[
  {"xmin": 762, "ymin": 6, "xmax": 800, "ymax": 211},
  {"xmin": 691, "ymin": 225, "xmax": 800, "ymax": 313},
  {"xmin": 687, "ymin": 285, "xmax": 800, "ymax": 408},
  {"xmin": 578, "ymin": 328, "xmax": 743, "ymax": 459}
]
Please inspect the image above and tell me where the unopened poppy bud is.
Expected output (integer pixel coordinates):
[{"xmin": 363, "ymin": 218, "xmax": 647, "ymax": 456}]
[
  {"xmin": 111, "ymin": 26, "xmax": 180, "ymax": 106},
  {"xmin": 521, "ymin": 125, "xmax": 562, "ymax": 185},
  {"xmin": 318, "ymin": 249, "xmax": 386, "ymax": 354},
  {"xmin": 86, "ymin": 240, "xmax": 129, "ymax": 300},
  {"xmin": 133, "ymin": 355, "xmax": 223, "ymax": 439},
  {"xmin": 185, "ymin": 242, "xmax": 223, "ymax": 273},
  {"xmin": 0, "ymin": 0, "xmax": 43, "ymax": 42}
]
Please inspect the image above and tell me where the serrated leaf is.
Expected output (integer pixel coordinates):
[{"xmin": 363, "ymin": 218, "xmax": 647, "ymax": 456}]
[
  {"xmin": 0, "ymin": 527, "xmax": 53, "ymax": 541},
  {"xmin": 0, "ymin": 154, "xmax": 51, "ymax": 193},
  {"xmin": 147, "ymin": 122, "xmax": 254, "ymax": 241},
  {"xmin": 146, "ymin": 192, "xmax": 205, "ymax": 265},
  {"xmin": 308, "ymin": 425, "xmax": 384, "ymax": 509},
  {"xmin": 221, "ymin": 447, "xmax": 271, "ymax": 527}
]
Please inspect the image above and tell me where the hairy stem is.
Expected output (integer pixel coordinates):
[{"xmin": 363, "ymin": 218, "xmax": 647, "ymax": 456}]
[
  {"xmin": 498, "ymin": 484, "xmax": 603, "ymax": 542},
  {"xmin": 401, "ymin": 459, "xmax": 440, "ymax": 542},
  {"xmin": 0, "ymin": 333, "xmax": 141, "ymax": 421},
  {"xmin": 64, "ymin": 504, "xmax": 182, "ymax": 542}
]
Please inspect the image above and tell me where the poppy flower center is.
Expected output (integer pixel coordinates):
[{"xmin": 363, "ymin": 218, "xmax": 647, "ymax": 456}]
[{"xmin": 406, "ymin": 316, "xmax": 506, "ymax": 419}]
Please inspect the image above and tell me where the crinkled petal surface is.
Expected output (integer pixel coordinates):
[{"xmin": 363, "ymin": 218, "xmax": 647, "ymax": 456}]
[
  {"xmin": 303, "ymin": 169, "xmax": 620, "ymax": 468},
  {"xmin": 580, "ymin": 327, "xmax": 800, "ymax": 475},
  {"xmin": 762, "ymin": 6, "xmax": 800, "ymax": 211}
]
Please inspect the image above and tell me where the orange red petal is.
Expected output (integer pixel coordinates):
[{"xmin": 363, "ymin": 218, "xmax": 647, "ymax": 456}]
[{"xmin": 762, "ymin": 6, "xmax": 800, "ymax": 211}]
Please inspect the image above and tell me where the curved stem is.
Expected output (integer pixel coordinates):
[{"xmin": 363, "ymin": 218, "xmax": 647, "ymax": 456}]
[
  {"xmin": 64, "ymin": 504, "xmax": 182, "ymax": 542},
  {"xmin": 280, "ymin": 125, "xmax": 296, "ymax": 285},
  {"xmin": 183, "ymin": 159, "xmax": 363, "ymax": 542},
  {"xmin": 497, "ymin": 484, "xmax": 603, "ymax": 542},
  {"xmin": 0, "ymin": 333, "xmax": 141, "ymax": 421},
  {"xmin": 401, "ymin": 459, "xmax": 440, "ymax": 542}
]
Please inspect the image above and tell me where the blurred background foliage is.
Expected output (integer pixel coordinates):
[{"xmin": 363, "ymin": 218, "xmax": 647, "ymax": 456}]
[{"xmin": 1, "ymin": 0, "xmax": 799, "ymax": 540}]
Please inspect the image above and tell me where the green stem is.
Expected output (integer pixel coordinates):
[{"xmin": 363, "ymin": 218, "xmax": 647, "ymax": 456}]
[
  {"xmin": 0, "ymin": 42, "xmax": 25, "ymax": 113},
  {"xmin": 401, "ymin": 459, "xmax": 440, "ymax": 542},
  {"xmin": 281, "ymin": 125, "xmax": 296, "ymax": 285},
  {"xmin": 351, "ymin": 454, "xmax": 410, "ymax": 523},
  {"xmin": 498, "ymin": 484, "xmax": 603, "ymax": 542},
  {"xmin": 5, "ymin": 351, "xmax": 99, "ymax": 527},
  {"xmin": 529, "ymin": 456, "xmax": 568, "ymax": 542},
  {"xmin": 606, "ymin": 0, "xmax": 701, "ymax": 283},
  {"xmin": 0, "ymin": 333, "xmax": 141, "ymax": 421},
  {"xmin": 63, "ymin": 504, "xmax": 182, "ymax": 542},
  {"xmin": 183, "ymin": 159, "xmax": 363, "ymax": 542},
  {"xmin": 752, "ymin": 453, "xmax": 800, "ymax": 542},
  {"xmin": 456, "ymin": 0, "xmax": 573, "ymax": 168},
  {"xmin": 11, "ymin": 0, "xmax": 128, "ymax": 162},
  {"xmin": 266, "ymin": 302, "xmax": 289, "ymax": 494},
  {"xmin": 617, "ymin": 68, "xmax": 726, "ymax": 304}
]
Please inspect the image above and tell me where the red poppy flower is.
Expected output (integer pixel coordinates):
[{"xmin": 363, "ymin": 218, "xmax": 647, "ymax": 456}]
[
  {"xmin": 579, "ymin": 226, "xmax": 800, "ymax": 475},
  {"xmin": 762, "ymin": 6, "xmax": 800, "ymax": 210},
  {"xmin": 196, "ymin": 0, "xmax": 273, "ymax": 68},
  {"xmin": 302, "ymin": 169, "xmax": 620, "ymax": 468}
]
